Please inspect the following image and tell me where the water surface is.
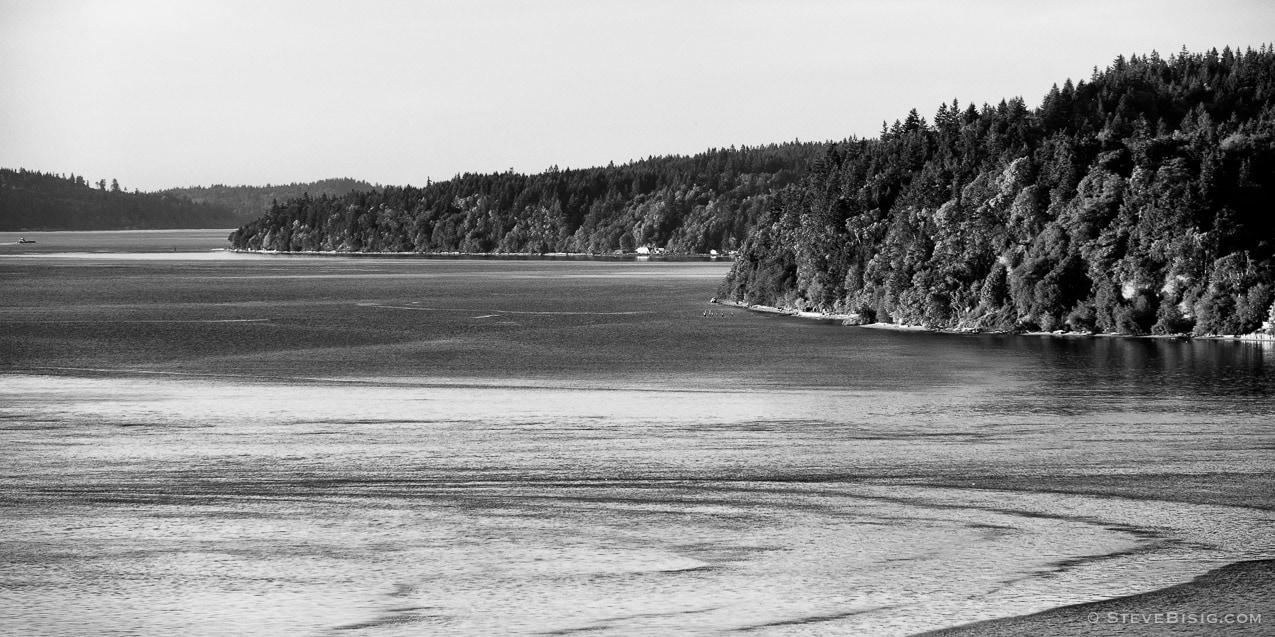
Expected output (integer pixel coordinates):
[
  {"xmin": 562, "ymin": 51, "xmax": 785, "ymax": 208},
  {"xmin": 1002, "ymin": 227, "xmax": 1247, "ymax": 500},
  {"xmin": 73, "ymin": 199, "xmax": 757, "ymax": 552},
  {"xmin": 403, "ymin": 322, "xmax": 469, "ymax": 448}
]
[{"xmin": 2, "ymin": 232, "xmax": 1272, "ymax": 636}]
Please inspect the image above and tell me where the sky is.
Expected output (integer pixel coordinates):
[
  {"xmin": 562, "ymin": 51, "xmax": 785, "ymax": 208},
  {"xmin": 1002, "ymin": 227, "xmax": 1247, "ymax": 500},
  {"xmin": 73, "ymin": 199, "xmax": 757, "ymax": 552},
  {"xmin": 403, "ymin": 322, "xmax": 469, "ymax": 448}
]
[{"xmin": 1, "ymin": 0, "xmax": 1273, "ymax": 191}]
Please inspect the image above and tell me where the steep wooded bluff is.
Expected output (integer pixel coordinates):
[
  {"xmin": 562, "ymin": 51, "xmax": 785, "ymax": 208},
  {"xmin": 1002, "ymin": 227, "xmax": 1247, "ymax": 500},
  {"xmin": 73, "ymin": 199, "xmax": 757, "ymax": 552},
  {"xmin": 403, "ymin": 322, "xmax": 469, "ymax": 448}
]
[
  {"xmin": 723, "ymin": 46, "xmax": 1275, "ymax": 336},
  {"xmin": 227, "ymin": 144, "xmax": 819, "ymax": 254},
  {"xmin": 0, "ymin": 169, "xmax": 243, "ymax": 231},
  {"xmin": 161, "ymin": 178, "xmax": 375, "ymax": 219}
]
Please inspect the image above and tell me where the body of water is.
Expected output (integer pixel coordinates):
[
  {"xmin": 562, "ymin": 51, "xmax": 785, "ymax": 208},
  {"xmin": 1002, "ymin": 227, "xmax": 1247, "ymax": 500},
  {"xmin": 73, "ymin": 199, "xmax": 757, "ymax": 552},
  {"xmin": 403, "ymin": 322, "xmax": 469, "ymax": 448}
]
[{"xmin": 2, "ymin": 231, "xmax": 1272, "ymax": 635}]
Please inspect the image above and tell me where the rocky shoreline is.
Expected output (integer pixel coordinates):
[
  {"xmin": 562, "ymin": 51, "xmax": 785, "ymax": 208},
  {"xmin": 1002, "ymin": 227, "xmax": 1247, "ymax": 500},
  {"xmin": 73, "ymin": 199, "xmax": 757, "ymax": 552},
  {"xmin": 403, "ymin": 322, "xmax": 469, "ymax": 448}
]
[{"xmin": 710, "ymin": 298, "xmax": 1275, "ymax": 343}]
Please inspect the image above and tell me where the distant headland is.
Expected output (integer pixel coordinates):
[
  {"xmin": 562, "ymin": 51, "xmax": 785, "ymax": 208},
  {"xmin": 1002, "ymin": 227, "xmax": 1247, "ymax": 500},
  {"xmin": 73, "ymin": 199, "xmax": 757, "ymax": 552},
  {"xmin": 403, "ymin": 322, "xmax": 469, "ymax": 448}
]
[{"xmin": 721, "ymin": 46, "xmax": 1275, "ymax": 338}]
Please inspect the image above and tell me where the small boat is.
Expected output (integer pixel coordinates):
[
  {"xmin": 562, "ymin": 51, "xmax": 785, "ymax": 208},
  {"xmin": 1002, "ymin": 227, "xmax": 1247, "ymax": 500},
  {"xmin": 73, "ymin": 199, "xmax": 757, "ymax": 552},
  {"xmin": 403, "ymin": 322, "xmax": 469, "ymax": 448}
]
[{"xmin": 17, "ymin": 238, "xmax": 36, "ymax": 244}]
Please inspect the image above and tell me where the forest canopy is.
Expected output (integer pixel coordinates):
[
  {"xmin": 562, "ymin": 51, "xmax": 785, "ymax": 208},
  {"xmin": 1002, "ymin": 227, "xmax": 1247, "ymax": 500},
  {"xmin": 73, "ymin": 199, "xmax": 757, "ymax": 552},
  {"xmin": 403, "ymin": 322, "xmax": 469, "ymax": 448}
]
[
  {"xmin": 721, "ymin": 46, "xmax": 1275, "ymax": 337},
  {"xmin": 0, "ymin": 169, "xmax": 241, "ymax": 231},
  {"xmin": 161, "ymin": 178, "xmax": 375, "ymax": 220},
  {"xmin": 227, "ymin": 144, "xmax": 822, "ymax": 255}
]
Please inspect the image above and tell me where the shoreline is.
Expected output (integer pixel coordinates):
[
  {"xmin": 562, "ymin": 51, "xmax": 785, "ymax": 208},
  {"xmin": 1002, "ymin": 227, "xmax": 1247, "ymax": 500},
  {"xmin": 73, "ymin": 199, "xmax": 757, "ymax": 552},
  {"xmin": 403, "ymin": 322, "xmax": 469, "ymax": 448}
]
[
  {"xmin": 711, "ymin": 299, "xmax": 1275, "ymax": 343},
  {"xmin": 916, "ymin": 559, "xmax": 1272, "ymax": 636}
]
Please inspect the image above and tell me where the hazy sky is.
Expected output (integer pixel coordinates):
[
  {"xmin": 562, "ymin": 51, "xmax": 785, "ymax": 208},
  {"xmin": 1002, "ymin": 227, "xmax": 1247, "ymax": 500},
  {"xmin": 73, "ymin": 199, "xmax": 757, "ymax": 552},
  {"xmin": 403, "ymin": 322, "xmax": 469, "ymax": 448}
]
[{"xmin": 2, "ymin": 0, "xmax": 1273, "ymax": 191}]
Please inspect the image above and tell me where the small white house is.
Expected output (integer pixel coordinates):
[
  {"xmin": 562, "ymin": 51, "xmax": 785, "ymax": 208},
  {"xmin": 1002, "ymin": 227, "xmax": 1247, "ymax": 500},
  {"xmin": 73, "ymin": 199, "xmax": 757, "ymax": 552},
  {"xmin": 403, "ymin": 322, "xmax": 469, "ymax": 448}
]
[{"xmin": 636, "ymin": 246, "xmax": 651, "ymax": 255}]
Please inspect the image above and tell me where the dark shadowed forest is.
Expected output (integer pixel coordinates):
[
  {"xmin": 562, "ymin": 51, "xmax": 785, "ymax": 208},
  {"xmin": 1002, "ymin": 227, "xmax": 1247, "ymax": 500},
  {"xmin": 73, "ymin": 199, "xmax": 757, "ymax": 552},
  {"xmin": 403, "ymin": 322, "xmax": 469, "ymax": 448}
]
[
  {"xmin": 160, "ymin": 178, "xmax": 376, "ymax": 219},
  {"xmin": 0, "ymin": 169, "xmax": 241, "ymax": 230},
  {"xmin": 0, "ymin": 172, "xmax": 376, "ymax": 230}
]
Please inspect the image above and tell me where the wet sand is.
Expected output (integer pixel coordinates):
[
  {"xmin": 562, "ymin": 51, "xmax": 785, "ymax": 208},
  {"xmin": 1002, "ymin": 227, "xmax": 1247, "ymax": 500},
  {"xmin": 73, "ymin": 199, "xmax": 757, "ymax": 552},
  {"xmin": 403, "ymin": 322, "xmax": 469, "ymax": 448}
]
[
  {"xmin": 920, "ymin": 559, "xmax": 1272, "ymax": 636},
  {"xmin": 910, "ymin": 469, "xmax": 1274, "ymax": 635}
]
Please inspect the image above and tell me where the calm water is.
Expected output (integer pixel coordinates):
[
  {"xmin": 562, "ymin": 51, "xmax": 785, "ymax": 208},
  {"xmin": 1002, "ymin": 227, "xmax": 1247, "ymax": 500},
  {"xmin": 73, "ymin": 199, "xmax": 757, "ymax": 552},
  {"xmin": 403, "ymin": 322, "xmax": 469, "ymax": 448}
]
[{"xmin": 2, "ymin": 231, "xmax": 1273, "ymax": 635}]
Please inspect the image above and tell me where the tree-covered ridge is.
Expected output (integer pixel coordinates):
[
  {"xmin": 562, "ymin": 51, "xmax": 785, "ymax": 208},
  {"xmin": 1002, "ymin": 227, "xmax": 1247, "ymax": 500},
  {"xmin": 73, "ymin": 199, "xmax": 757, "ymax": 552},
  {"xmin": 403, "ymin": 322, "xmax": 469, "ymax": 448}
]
[
  {"xmin": 0, "ymin": 168, "xmax": 241, "ymax": 231},
  {"xmin": 227, "ymin": 143, "xmax": 821, "ymax": 254},
  {"xmin": 722, "ymin": 46, "xmax": 1275, "ymax": 336},
  {"xmin": 161, "ymin": 178, "xmax": 376, "ymax": 220}
]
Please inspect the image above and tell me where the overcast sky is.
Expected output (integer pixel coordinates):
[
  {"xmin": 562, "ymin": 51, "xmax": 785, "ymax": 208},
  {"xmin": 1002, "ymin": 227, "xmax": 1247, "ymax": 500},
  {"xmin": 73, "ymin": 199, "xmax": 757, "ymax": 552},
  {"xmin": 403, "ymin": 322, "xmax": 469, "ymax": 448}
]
[{"xmin": 2, "ymin": 0, "xmax": 1272, "ymax": 191}]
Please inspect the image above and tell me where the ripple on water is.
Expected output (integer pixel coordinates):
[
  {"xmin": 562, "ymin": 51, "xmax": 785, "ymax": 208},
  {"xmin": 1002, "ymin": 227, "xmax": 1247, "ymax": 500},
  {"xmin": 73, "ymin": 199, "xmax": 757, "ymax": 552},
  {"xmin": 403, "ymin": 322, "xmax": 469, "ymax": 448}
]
[{"xmin": 1, "ymin": 371, "xmax": 1272, "ymax": 636}]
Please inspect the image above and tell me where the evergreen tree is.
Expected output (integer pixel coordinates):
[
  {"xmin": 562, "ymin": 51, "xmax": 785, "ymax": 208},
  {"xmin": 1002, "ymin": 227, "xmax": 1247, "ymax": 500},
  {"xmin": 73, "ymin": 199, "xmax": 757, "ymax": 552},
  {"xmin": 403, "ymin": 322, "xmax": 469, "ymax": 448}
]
[{"xmin": 721, "ymin": 46, "xmax": 1275, "ymax": 336}]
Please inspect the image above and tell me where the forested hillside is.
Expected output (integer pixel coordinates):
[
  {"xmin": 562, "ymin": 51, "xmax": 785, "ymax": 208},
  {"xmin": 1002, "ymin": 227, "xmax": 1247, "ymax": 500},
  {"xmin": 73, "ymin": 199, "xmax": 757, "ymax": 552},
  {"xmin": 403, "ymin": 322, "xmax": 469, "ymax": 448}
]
[
  {"xmin": 162, "ymin": 178, "xmax": 375, "ymax": 219},
  {"xmin": 722, "ymin": 46, "xmax": 1275, "ymax": 336},
  {"xmin": 0, "ymin": 169, "xmax": 241, "ymax": 231},
  {"xmin": 227, "ymin": 144, "xmax": 819, "ymax": 254}
]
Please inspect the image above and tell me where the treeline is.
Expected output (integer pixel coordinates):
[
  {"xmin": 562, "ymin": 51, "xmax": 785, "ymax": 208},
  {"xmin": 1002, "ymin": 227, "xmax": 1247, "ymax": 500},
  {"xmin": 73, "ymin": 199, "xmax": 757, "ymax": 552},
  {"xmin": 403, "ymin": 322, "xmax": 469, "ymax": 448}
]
[
  {"xmin": 722, "ymin": 46, "xmax": 1275, "ymax": 336},
  {"xmin": 227, "ymin": 143, "xmax": 820, "ymax": 254},
  {"xmin": 0, "ymin": 169, "xmax": 241, "ymax": 231},
  {"xmin": 161, "ymin": 178, "xmax": 375, "ymax": 219}
]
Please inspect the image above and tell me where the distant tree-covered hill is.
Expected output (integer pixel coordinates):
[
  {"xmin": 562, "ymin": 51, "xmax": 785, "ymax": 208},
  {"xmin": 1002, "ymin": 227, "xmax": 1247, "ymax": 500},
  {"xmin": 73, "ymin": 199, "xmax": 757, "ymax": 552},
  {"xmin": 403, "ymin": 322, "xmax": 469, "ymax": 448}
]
[
  {"xmin": 0, "ymin": 169, "xmax": 242, "ymax": 231},
  {"xmin": 161, "ymin": 178, "xmax": 375, "ymax": 219},
  {"xmin": 227, "ymin": 144, "xmax": 821, "ymax": 254},
  {"xmin": 721, "ymin": 45, "xmax": 1275, "ymax": 337}
]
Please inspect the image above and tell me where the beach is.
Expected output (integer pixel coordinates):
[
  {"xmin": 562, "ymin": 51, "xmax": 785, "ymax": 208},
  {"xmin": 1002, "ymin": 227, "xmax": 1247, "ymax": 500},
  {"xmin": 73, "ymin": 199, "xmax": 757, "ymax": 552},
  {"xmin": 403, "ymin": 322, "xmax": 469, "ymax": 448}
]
[{"xmin": 923, "ymin": 560, "xmax": 1271, "ymax": 635}]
